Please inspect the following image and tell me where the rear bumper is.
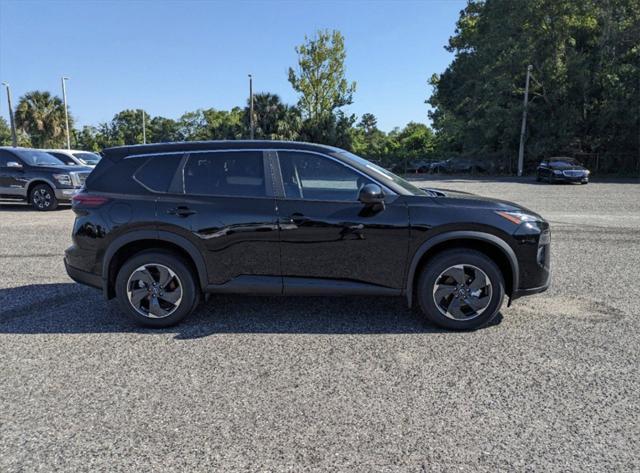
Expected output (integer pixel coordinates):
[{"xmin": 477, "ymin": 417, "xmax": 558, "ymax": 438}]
[{"xmin": 64, "ymin": 258, "xmax": 102, "ymax": 290}]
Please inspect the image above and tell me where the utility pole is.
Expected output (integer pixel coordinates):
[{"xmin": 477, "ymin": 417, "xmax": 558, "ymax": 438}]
[
  {"xmin": 142, "ymin": 110, "xmax": 147, "ymax": 144},
  {"xmin": 1, "ymin": 82, "xmax": 17, "ymax": 147},
  {"xmin": 517, "ymin": 65, "xmax": 532, "ymax": 177},
  {"xmin": 248, "ymin": 74, "xmax": 254, "ymax": 140},
  {"xmin": 61, "ymin": 77, "xmax": 71, "ymax": 149}
]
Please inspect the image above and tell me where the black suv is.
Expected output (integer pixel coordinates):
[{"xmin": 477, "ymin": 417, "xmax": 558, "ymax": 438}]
[
  {"xmin": 0, "ymin": 147, "xmax": 92, "ymax": 210},
  {"xmin": 64, "ymin": 141, "xmax": 550, "ymax": 330}
]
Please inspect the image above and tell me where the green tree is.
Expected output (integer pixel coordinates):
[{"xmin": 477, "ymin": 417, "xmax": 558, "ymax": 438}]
[
  {"xmin": 0, "ymin": 117, "xmax": 11, "ymax": 146},
  {"xmin": 288, "ymin": 30, "xmax": 356, "ymax": 121},
  {"xmin": 244, "ymin": 93, "xmax": 301, "ymax": 140},
  {"xmin": 110, "ymin": 109, "xmax": 150, "ymax": 145},
  {"xmin": 149, "ymin": 116, "xmax": 180, "ymax": 143},
  {"xmin": 14, "ymin": 91, "xmax": 72, "ymax": 148},
  {"xmin": 428, "ymin": 0, "xmax": 640, "ymax": 171}
]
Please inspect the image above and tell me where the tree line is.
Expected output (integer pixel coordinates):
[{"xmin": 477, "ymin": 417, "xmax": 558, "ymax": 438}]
[{"xmin": 2, "ymin": 1, "xmax": 638, "ymax": 174}]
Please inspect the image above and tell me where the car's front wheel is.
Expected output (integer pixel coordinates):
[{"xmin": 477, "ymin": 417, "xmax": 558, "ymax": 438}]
[
  {"xmin": 115, "ymin": 250, "xmax": 199, "ymax": 327},
  {"xmin": 30, "ymin": 183, "xmax": 58, "ymax": 211},
  {"xmin": 417, "ymin": 249, "xmax": 505, "ymax": 330}
]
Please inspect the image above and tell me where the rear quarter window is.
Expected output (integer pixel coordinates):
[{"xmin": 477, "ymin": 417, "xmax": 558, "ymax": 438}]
[
  {"xmin": 86, "ymin": 157, "xmax": 151, "ymax": 194},
  {"xmin": 134, "ymin": 154, "xmax": 183, "ymax": 193}
]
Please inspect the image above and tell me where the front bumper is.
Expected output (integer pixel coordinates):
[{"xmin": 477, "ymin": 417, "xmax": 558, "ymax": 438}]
[
  {"xmin": 551, "ymin": 174, "xmax": 589, "ymax": 183},
  {"xmin": 55, "ymin": 187, "xmax": 81, "ymax": 201}
]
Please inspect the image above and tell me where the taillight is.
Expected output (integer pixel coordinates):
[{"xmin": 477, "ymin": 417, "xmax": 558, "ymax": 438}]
[{"xmin": 72, "ymin": 193, "xmax": 110, "ymax": 207}]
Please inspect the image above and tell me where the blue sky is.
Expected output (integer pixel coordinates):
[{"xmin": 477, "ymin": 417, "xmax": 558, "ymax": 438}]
[{"xmin": 0, "ymin": 0, "xmax": 464, "ymax": 132}]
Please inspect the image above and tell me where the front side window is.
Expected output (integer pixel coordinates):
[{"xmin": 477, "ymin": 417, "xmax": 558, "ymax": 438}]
[
  {"xmin": 279, "ymin": 151, "xmax": 373, "ymax": 201},
  {"xmin": 13, "ymin": 150, "xmax": 65, "ymax": 166},
  {"xmin": 183, "ymin": 151, "xmax": 266, "ymax": 197}
]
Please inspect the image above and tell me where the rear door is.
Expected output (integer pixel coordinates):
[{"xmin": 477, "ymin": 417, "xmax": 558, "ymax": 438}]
[
  {"xmin": 274, "ymin": 150, "xmax": 409, "ymax": 292},
  {"xmin": 156, "ymin": 150, "xmax": 280, "ymax": 289}
]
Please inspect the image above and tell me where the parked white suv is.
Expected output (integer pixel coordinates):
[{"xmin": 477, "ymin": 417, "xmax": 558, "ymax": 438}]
[{"xmin": 45, "ymin": 149, "xmax": 101, "ymax": 168}]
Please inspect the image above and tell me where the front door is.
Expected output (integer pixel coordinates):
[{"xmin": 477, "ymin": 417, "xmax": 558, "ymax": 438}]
[
  {"xmin": 156, "ymin": 150, "xmax": 280, "ymax": 289},
  {"xmin": 274, "ymin": 150, "xmax": 409, "ymax": 291},
  {"xmin": 0, "ymin": 150, "xmax": 26, "ymax": 196}
]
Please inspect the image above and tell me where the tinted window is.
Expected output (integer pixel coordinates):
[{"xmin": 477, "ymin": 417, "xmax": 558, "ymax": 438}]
[
  {"xmin": 87, "ymin": 157, "xmax": 150, "ymax": 194},
  {"xmin": 279, "ymin": 151, "xmax": 373, "ymax": 201},
  {"xmin": 13, "ymin": 149, "xmax": 65, "ymax": 166},
  {"xmin": 73, "ymin": 152, "xmax": 101, "ymax": 165},
  {"xmin": 50, "ymin": 152, "xmax": 77, "ymax": 165},
  {"xmin": 184, "ymin": 151, "xmax": 265, "ymax": 197},
  {"xmin": 134, "ymin": 154, "xmax": 183, "ymax": 193},
  {"xmin": 0, "ymin": 150, "xmax": 17, "ymax": 167}
]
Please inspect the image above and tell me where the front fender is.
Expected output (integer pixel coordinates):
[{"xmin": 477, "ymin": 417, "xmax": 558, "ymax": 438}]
[{"xmin": 405, "ymin": 230, "xmax": 519, "ymax": 307}]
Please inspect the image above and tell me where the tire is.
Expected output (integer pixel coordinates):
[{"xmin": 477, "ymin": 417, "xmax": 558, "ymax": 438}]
[
  {"xmin": 416, "ymin": 249, "xmax": 505, "ymax": 330},
  {"xmin": 536, "ymin": 173, "xmax": 542, "ymax": 182},
  {"xmin": 115, "ymin": 250, "xmax": 200, "ymax": 327},
  {"xmin": 30, "ymin": 183, "xmax": 58, "ymax": 211}
]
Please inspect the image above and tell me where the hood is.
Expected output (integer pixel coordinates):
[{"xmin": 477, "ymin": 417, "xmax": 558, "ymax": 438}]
[
  {"xmin": 32, "ymin": 164, "xmax": 93, "ymax": 173},
  {"xmin": 412, "ymin": 187, "xmax": 541, "ymax": 217}
]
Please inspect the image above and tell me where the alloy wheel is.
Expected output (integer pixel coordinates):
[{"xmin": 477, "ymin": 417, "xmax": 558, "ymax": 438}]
[
  {"xmin": 33, "ymin": 188, "xmax": 51, "ymax": 209},
  {"xmin": 126, "ymin": 263, "xmax": 183, "ymax": 318},
  {"xmin": 432, "ymin": 264, "xmax": 492, "ymax": 321}
]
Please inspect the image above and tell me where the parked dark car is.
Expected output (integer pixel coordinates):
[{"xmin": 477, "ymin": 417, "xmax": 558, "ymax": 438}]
[
  {"xmin": 536, "ymin": 157, "xmax": 590, "ymax": 184},
  {"xmin": 64, "ymin": 141, "xmax": 551, "ymax": 330},
  {"xmin": 0, "ymin": 147, "xmax": 93, "ymax": 210}
]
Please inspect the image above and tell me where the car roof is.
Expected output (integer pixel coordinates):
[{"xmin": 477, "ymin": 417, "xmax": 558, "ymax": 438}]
[
  {"xmin": 102, "ymin": 140, "xmax": 341, "ymax": 161},
  {"xmin": 45, "ymin": 149, "xmax": 93, "ymax": 154}
]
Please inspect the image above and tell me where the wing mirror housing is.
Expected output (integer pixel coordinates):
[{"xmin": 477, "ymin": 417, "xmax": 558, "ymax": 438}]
[
  {"xmin": 7, "ymin": 161, "xmax": 23, "ymax": 169},
  {"xmin": 358, "ymin": 183, "xmax": 385, "ymax": 209}
]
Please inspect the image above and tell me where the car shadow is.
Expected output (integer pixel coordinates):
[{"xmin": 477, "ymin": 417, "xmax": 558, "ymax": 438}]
[{"xmin": 0, "ymin": 283, "xmax": 502, "ymax": 339}]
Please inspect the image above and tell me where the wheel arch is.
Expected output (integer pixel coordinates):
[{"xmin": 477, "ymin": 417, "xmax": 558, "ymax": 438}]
[
  {"xmin": 26, "ymin": 179, "xmax": 56, "ymax": 200},
  {"xmin": 102, "ymin": 230, "xmax": 208, "ymax": 299},
  {"xmin": 406, "ymin": 231, "xmax": 519, "ymax": 307}
]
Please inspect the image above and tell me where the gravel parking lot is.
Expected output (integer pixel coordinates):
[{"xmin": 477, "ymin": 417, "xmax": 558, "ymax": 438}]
[{"xmin": 1, "ymin": 178, "xmax": 639, "ymax": 472}]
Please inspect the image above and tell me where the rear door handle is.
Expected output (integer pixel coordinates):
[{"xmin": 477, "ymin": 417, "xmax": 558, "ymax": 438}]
[{"xmin": 167, "ymin": 206, "xmax": 197, "ymax": 217}]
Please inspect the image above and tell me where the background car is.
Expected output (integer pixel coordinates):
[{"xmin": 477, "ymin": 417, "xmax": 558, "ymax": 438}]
[
  {"xmin": 431, "ymin": 158, "xmax": 489, "ymax": 174},
  {"xmin": 536, "ymin": 157, "xmax": 590, "ymax": 184},
  {"xmin": 45, "ymin": 149, "xmax": 102, "ymax": 168},
  {"xmin": 0, "ymin": 147, "xmax": 92, "ymax": 210}
]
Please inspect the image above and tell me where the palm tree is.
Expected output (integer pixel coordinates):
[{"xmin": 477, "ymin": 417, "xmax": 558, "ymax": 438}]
[
  {"xmin": 244, "ymin": 93, "xmax": 294, "ymax": 139},
  {"xmin": 14, "ymin": 91, "xmax": 71, "ymax": 148}
]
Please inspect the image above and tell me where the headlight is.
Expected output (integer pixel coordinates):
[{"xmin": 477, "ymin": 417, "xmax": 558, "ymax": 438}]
[
  {"xmin": 553, "ymin": 170, "xmax": 562, "ymax": 175},
  {"xmin": 496, "ymin": 211, "xmax": 541, "ymax": 224},
  {"xmin": 53, "ymin": 174, "xmax": 72, "ymax": 186}
]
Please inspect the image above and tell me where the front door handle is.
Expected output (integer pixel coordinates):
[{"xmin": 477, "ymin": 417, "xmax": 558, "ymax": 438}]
[
  {"xmin": 290, "ymin": 213, "xmax": 309, "ymax": 225},
  {"xmin": 167, "ymin": 206, "xmax": 197, "ymax": 217}
]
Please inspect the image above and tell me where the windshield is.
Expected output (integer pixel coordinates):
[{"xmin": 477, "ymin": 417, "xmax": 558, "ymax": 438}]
[
  {"xmin": 331, "ymin": 150, "xmax": 428, "ymax": 196},
  {"xmin": 550, "ymin": 158, "xmax": 581, "ymax": 167},
  {"xmin": 14, "ymin": 150, "xmax": 65, "ymax": 166},
  {"xmin": 73, "ymin": 152, "xmax": 101, "ymax": 165}
]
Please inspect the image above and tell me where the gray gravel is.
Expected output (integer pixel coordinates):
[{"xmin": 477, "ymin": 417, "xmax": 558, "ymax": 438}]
[{"xmin": 1, "ymin": 178, "xmax": 639, "ymax": 472}]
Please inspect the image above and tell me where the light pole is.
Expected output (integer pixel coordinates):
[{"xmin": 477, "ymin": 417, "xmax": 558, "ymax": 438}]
[
  {"xmin": 141, "ymin": 110, "xmax": 146, "ymax": 144},
  {"xmin": 517, "ymin": 65, "xmax": 532, "ymax": 177},
  {"xmin": 248, "ymin": 74, "xmax": 254, "ymax": 140},
  {"xmin": 61, "ymin": 76, "xmax": 71, "ymax": 149},
  {"xmin": 1, "ymin": 82, "xmax": 17, "ymax": 147}
]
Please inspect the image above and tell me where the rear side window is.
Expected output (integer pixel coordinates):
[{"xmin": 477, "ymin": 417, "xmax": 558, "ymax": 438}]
[
  {"xmin": 134, "ymin": 154, "xmax": 183, "ymax": 193},
  {"xmin": 183, "ymin": 151, "xmax": 265, "ymax": 197},
  {"xmin": 87, "ymin": 157, "xmax": 151, "ymax": 194}
]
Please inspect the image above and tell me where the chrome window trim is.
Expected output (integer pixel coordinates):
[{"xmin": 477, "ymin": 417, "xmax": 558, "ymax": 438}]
[{"xmin": 123, "ymin": 147, "xmax": 397, "ymax": 197}]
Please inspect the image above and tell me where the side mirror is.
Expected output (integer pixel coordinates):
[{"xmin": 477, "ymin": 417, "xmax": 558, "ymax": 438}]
[
  {"xmin": 6, "ymin": 161, "xmax": 22, "ymax": 169},
  {"xmin": 358, "ymin": 183, "xmax": 385, "ymax": 206}
]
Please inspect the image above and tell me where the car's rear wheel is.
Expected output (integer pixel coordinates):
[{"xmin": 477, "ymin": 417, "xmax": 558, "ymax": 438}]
[
  {"xmin": 417, "ymin": 249, "xmax": 505, "ymax": 330},
  {"xmin": 115, "ymin": 250, "xmax": 199, "ymax": 327},
  {"xmin": 30, "ymin": 183, "xmax": 58, "ymax": 211}
]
